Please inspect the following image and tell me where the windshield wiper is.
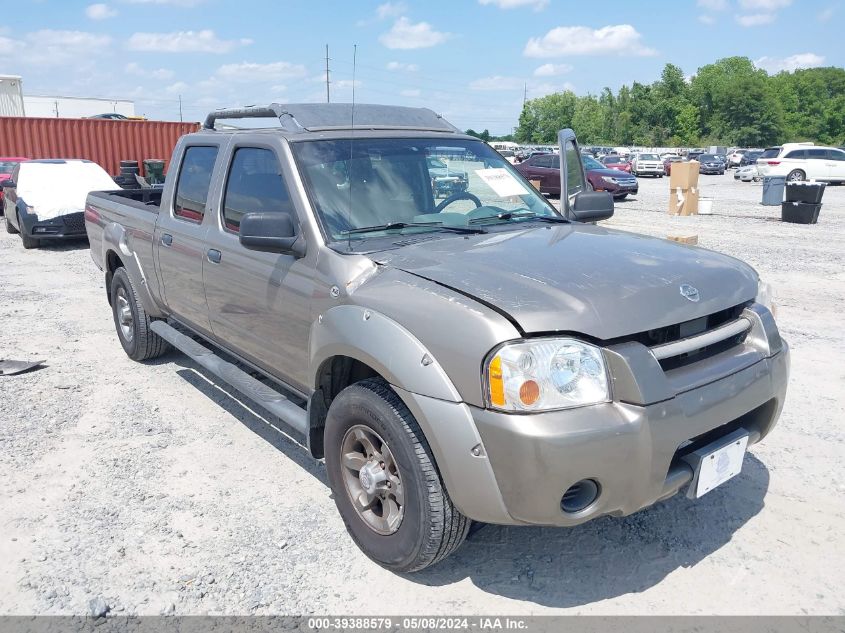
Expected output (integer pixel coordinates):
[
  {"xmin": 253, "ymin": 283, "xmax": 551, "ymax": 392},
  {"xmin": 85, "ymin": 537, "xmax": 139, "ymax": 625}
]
[
  {"xmin": 339, "ymin": 222, "xmax": 486, "ymax": 236},
  {"xmin": 468, "ymin": 210, "xmax": 568, "ymax": 225}
]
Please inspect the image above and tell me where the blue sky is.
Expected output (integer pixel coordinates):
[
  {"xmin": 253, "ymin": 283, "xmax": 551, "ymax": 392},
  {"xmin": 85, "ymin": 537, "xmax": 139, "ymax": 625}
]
[{"xmin": 4, "ymin": 0, "xmax": 842, "ymax": 134}]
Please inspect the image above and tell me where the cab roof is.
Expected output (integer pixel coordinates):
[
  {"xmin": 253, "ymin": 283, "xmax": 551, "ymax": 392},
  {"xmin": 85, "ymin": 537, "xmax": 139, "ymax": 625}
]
[{"xmin": 201, "ymin": 103, "xmax": 461, "ymax": 137}]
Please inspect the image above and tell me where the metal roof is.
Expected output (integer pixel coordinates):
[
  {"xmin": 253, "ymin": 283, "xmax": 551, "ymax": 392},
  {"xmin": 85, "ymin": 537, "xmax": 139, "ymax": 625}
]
[{"xmin": 203, "ymin": 103, "xmax": 460, "ymax": 134}]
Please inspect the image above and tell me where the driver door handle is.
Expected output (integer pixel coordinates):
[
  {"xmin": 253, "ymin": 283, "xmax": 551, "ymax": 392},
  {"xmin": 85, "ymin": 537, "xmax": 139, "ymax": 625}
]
[
  {"xmin": 160, "ymin": 233, "xmax": 172, "ymax": 247},
  {"xmin": 206, "ymin": 249, "xmax": 222, "ymax": 264}
]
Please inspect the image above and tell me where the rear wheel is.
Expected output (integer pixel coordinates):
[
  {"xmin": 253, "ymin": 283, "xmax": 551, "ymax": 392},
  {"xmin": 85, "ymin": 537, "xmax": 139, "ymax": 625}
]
[
  {"xmin": 110, "ymin": 267, "xmax": 170, "ymax": 361},
  {"xmin": 787, "ymin": 169, "xmax": 806, "ymax": 182},
  {"xmin": 324, "ymin": 378, "xmax": 470, "ymax": 572}
]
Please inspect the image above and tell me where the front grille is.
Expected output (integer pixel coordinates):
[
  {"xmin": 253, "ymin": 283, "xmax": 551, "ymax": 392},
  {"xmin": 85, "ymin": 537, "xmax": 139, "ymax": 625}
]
[
  {"xmin": 607, "ymin": 302, "xmax": 750, "ymax": 370},
  {"xmin": 62, "ymin": 212, "xmax": 86, "ymax": 234}
]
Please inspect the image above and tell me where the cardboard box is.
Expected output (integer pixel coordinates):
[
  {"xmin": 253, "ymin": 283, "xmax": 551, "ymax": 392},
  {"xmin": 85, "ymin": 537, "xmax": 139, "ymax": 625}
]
[
  {"xmin": 667, "ymin": 234, "xmax": 699, "ymax": 245},
  {"xmin": 669, "ymin": 187, "xmax": 699, "ymax": 215},
  {"xmin": 670, "ymin": 161, "xmax": 700, "ymax": 190}
]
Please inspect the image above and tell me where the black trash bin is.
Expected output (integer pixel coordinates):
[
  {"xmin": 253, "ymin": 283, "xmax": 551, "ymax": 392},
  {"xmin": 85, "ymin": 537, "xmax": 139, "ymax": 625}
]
[
  {"xmin": 785, "ymin": 181, "xmax": 826, "ymax": 204},
  {"xmin": 781, "ymin": 201, "xmax": 821, "ymax": 224}
]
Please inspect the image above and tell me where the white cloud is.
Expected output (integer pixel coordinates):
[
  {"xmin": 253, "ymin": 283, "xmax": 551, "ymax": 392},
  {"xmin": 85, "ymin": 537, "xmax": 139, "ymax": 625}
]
[
  {"xmin": 335, "ymin": 79, "xmax": 362, "ymax": 89},
  {"xmin": 386, "ymin": 61, "xmax": 419, "ymax": 71},
  {"xmin": 478, "ymin": 0, "xmax": 549, "ymax": 10},
  {"xmin": 754, "ymin": 52, "xmax": 825, "ymax": 73},
  {"xmin": 524, "ymin": 24, "xmax": 656, "ymax": 57},
  {"xmin": 736, "ymin": 12, "xmax": 776, "ymax": 25},
  {"xmin": 818, "ymin": 6, "xmax": 835, "ymax": 21},
  {"xmin": 124, "ymin": 61, "xmax": 174, "ymax": 79},
  {"xmin": 533, "ymin": 63, "xmax": 573, "ymax": 76},
  {"xmin": 529, "ymin": 81, "xmax": 574, "ymax": 98},
  {"xmin": 697, "ymin": 0, "xmax": 727, "ymax": 9},
  {"xmin": 698, "ymin": 14, "xmax": 717, "ymax": 24},
  {"xmin": 164, "ymin": 81, "xmax": 188, "ymax": 94},
  {"xmin": 86, "ymin": 3, "xmax": 117, "ymax": 19},
  {"xmin": 127, "ymin": 30, "xmax": 251, "ymax": 53},
  {"xmin": 469, "ymin": 75, "xmax": 524, "ymax": 91},
  {"xmin": 376, "ymin": 2, "xmax": 407, "ymax": 19},
  {"xmin": 19, "ymin": 30, "xmax": 111, "ymax": 65},
  {"xmin": 379, "ymin": 17, "xmax": 451, "ymax": 49},
  {"xmin": 124, "ymin": 0, "xmax": 206, "ymax": 5},
  {"xmin": 400, "ymin": 88, "xmax": 421, "ymax": 97},
  {"xmin": 738, "ymin": 0, "xmax": 791, "ymax": 8},
  {"xmin": 0, "ymin": 35, "xmax": 19, "ymax": 55},
  {"xmin": 216, "ymin": 61, "xmax": 307, "ymax": 82}
]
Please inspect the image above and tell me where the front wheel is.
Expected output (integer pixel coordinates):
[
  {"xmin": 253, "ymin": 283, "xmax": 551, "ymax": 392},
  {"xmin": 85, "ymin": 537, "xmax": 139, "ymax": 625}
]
[
  {"xmin": 614, "ymin": 193, "xmax": 628, "ymax": 200},
  {"xmin": 110, "ymin": 267, "xmax": 170, "ymax": 361},
  {"xmin": 5, "ymin": 213, "xmax": 18, "ymax": 234},
  {"xmin": 20, "ymin": 219, "xmax": 39, "ymax": 249},
  {"xmin": 324, "ymin": 379, "xmax": 470, "ymax": 572},
  {"xmin": 787, "ymin": 169, "xmax": 806, "ymax": 182}
]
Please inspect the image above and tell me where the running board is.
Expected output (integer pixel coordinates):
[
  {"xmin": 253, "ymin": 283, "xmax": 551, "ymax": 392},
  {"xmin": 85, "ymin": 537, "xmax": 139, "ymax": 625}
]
[{"xmin": 150, "ymin": 321, "xmax": 308, "ymax": 435}]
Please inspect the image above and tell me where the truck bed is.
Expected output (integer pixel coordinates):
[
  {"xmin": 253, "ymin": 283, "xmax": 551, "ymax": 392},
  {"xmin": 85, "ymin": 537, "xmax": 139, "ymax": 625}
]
[{"xmin": 89, "ymin": 188, "xmax": 163, "ymax": 213}]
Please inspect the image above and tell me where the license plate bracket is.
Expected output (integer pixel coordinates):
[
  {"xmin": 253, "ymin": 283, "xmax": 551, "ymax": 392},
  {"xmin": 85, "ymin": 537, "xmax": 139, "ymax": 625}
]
[{"xmin": 682, "ymin": 428, "xmax": 749, "ymax": 499}]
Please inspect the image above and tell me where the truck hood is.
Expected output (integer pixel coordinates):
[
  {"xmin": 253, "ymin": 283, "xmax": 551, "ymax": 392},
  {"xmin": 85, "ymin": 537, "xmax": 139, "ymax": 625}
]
[{"xmin": 371, "ymin": 224, "xmax": 758, "ymax": 340}]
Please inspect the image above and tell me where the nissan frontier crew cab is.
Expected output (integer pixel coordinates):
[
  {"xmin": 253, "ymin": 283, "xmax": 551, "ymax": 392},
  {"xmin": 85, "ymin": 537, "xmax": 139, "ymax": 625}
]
[{"xmin": 85, "ymin": 104, "xmax": 789, "ymax": 572}]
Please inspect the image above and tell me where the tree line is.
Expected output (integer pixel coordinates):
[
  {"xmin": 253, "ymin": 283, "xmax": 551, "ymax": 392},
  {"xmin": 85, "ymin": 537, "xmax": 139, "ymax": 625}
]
[{"xmin": 505, "ymin": 57, "xmax": 845, "ymax": 148}]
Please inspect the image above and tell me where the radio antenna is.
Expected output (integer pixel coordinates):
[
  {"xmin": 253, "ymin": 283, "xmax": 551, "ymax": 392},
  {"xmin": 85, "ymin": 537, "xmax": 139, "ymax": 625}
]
[{"xmin": 347, "ymin": 44, "xmax": 357, "ymax": 251}]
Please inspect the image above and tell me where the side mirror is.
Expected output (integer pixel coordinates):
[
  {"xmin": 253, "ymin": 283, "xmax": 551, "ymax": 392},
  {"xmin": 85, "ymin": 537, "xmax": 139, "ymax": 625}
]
[
  {"xmin": 0, "ymin": 179, "xmax": 15, "ymax": 188},
  {"xmin": 239, "ymin": 211, "xmax": 305, "ymax": 257},
  {"xmin": 571, "ymin": 191, "xmax": 614, "ymax": 223}
]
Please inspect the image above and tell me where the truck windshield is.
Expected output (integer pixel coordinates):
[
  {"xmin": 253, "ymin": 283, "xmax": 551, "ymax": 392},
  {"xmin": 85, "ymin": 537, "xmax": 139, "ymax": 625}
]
[{"xmin": 292, "ymin": 137, "xmax": 558, "ymax": 242}]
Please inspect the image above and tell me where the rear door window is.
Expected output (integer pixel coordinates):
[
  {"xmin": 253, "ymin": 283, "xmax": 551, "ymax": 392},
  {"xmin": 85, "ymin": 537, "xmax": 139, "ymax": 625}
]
[
  {"xmin": 785, "ymin": 150, "xmax": 807, "ymax": 159},
  {"xmin": 807, "ymin": 149, "xmax": 828, "ymax": 160},
  {"xmin": 174, "ymin": 146, "xmax": 218, "ymax": 222},
  {"xmin": 829, "ymin": 150, "xmax": 845, "ymax": 161},
  {"xmin": 759, "ymin": 148, "xmax": 781, "ymax": 159},
  {"xmin": 222, "ymin": 147, "xmax": 292, "ymax": 233}
]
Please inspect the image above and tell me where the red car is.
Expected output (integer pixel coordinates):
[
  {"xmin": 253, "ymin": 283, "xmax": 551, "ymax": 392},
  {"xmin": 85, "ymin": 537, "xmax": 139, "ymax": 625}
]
[
  {"xmin": 515, "ymin": 153, "xmax": 638, "ymax": 200},
  {"xmin": 0, "ymin": 157, "xmax": 28, "ymax": 214},
  {"xmin": 663, "ymin": 155, "xmax": 683, "ymax": 176},
  {"xmin": 600, "ymin": 154, "xmax": 632, "ymax": 173}
]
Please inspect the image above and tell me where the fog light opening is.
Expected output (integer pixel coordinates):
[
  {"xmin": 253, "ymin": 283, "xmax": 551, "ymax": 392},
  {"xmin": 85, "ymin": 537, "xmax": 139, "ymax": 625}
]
[{"xmin": 561, "ymin": 479, "xmax": 600, "ymax": 514}]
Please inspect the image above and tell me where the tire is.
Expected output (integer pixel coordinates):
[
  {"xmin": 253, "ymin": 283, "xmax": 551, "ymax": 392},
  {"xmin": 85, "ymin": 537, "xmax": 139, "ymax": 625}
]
[
  {"xmin": 614, "ymin": 193, "xmax": 628, "ymax": 200},
  {"xmin": 787, "ymin": 169, "xmax": 806, "ymax": 182},
  {"xmin": 20, "ymin": 217, "xmax": 39, "ymax": 249},
  {"xmin": 5, "ymin": 213, "xmax": 18, "ymax": 234},
  {"xmin": 110, "ymin": 267, "xmax": 170, "ymax": 361},
  {"xmin": 324, "ymin": 378, "xmax": 470, "ymax": 572}
]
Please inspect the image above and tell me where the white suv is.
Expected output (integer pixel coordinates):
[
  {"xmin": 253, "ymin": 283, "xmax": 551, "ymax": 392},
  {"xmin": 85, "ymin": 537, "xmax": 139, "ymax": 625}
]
[
  {"xmin": 630, "ymin": 152, "xmax": 664, "ymax": 177},
  {"xmin": 757, "ymin": 143, "xmax": 845, "ymax": 182}
]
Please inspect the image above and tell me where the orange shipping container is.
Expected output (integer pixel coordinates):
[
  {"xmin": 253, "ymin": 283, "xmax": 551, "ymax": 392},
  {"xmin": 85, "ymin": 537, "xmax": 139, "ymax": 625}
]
[{"xmin": 0, "ymin": 117, "xmax": 199, "ymax": 177}]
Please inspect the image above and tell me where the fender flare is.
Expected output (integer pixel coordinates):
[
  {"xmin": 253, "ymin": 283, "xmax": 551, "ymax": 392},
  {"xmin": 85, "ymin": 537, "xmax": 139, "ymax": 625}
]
[
  {"xmin": 310, "ymin": 304, "xmax": 460, "ymax": 402},
  {"xmin": 102, "ymin": 222, "xmax": 166, "ymax": 318}
]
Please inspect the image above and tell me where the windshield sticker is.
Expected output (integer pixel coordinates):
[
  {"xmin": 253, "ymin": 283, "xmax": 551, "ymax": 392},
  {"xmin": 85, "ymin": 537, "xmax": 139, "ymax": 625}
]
[{"xmin": 475, "ymin": 168, "xmax": 529, "ymax": 197}]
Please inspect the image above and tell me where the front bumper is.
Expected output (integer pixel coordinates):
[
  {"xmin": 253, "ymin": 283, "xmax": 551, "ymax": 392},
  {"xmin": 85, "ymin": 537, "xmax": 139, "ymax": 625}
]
[
  {"xmin": 20, "ymin": 211, "xmax": 87, "ymax": 241},
  {"xmin": 700, "ymin": 165, "xmax": 724, "ymax": 174},
  {"xmin": 408, "ymin": 305, "xmax": 789, "ymax": 527},
  {"xmin": 635, "ymin": 166, "xmax": 663, "ymax": 175}
]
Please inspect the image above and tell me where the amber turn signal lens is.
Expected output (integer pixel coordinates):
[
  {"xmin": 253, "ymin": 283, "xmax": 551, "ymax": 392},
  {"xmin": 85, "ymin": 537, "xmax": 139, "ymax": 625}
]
[
  {"xmin": 489, "ymin": 355, "xmax": 505, "ymax": 407},
  {"xmin": 519, "ymin": 379, "xmax": 540, "ymax": 406}
]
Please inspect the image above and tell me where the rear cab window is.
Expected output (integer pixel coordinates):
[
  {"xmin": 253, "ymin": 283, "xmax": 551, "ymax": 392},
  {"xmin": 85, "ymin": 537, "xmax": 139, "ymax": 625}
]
[
  {"xmin": 174, "ymin": 146, "xmax": 219, "ymax": 222},
  {"xmin": 759, "ymin": 147, "xmax": 781, "ymax": 159},
  {"xmin": 222, "ymin": 147, "xmax": 292, "ymax": 233}
]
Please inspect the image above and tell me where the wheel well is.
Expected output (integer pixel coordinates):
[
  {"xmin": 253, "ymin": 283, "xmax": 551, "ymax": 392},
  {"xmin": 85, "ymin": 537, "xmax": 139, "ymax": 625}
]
[
  {"xmin": 105, "ymin": 250, "xmax": 124, "ymax": 305},
  {"xmin": 308, "ymin": 355, "xmax": 382, "ymax": 458}
]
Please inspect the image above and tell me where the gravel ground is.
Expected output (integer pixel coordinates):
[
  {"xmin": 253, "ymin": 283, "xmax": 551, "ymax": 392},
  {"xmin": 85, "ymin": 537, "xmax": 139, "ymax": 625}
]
[{"xmin": 0, "ymin": 173, "xmax": 843, "ymax": 616}]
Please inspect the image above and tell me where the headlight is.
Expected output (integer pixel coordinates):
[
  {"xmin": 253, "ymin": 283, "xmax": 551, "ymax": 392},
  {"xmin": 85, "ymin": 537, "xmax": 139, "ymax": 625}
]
[
  {"xmin": 756, "ymin": 278, "xmax": 777, "ymax": 318},
  {"xmin": 601, "ymin": 176, "xmax": 617, "ymax": 184},
  {"xmin": 485, "ymin": 338, "xmax": 610, "ymax": 412}
]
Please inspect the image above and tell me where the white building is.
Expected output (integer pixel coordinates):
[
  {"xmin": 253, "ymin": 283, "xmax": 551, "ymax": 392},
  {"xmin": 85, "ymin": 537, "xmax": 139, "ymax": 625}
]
[
  {"xmin": 22, "ymin": 95, "xmax": 135, "ymax": 118},
  {"xmin": 0, "ymin": 75, "xmax": 25, "ymax": 116}
]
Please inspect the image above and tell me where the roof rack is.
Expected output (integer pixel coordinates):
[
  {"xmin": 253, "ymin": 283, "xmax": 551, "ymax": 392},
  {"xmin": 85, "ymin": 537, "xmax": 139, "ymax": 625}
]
[{"xmin": 203, "ymin": 103, "xmax": 460, "ymax": 134}]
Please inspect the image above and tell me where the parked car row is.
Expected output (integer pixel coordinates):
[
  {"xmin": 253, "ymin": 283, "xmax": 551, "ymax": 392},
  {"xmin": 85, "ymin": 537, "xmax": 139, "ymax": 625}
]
[{"xmin": 514, "ymin": 153, "xmax": 639, "ymax": 199}]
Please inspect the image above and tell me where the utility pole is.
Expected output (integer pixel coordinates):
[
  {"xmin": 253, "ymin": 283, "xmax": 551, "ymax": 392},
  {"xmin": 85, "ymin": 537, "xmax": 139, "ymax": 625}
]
[
  {"xmin": 178, "ymin": 95, "xmax": 183, "ymax": 122},
  {"xmin": 325, "ymin": 44, "xmax": 331, "ymax": 103},
  {"xmin": 54, "ymin": 100, "xmax": 59, "ymax": 118}
]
